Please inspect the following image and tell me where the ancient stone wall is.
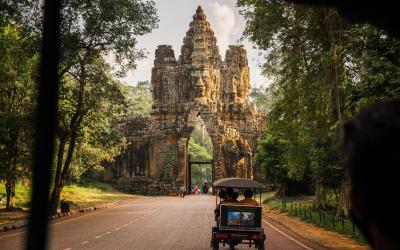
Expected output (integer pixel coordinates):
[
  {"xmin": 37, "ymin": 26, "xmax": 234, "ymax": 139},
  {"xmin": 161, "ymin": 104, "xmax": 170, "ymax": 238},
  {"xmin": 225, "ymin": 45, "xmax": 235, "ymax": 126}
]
[{"xmin": 107, "ymin": 6, "xmax": 265, "ymax": 194}]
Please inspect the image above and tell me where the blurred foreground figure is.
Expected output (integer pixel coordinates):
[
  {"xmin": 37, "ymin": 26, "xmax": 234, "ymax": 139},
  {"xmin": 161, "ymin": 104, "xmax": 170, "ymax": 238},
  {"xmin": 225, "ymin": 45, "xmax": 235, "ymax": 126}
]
[{"xmin": 343, "ymin": 98, "xmax": 400, "ymax": 249}]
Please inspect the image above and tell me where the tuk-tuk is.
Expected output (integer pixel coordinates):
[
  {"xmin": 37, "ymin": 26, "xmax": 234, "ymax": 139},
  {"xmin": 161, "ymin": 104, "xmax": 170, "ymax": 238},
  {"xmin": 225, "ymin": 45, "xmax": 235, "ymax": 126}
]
[{"xmin": 211, "ymin": 178, "xmax": 266, "ymax": 250}]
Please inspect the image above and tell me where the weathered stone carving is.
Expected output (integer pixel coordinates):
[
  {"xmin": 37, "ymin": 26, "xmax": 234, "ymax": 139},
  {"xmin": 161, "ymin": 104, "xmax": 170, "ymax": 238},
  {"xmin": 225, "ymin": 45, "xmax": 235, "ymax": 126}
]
[{"xmin": 105, "ymin": 6, "xmax": 265, "ymax": 194}]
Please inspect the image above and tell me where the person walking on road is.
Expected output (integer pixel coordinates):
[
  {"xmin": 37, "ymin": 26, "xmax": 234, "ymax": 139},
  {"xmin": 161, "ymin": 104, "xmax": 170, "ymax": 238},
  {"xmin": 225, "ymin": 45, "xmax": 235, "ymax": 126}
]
[
  {"xmin": 179, "ymin": 185, "xmax": 186, "ymax": 198},
  {"xmin": 202, "ymin": 182, "xmax": 208, "ymax": 195},
  {"xmin": 193, "ymin": 184, "xmax": 199, "ymax": 194}
]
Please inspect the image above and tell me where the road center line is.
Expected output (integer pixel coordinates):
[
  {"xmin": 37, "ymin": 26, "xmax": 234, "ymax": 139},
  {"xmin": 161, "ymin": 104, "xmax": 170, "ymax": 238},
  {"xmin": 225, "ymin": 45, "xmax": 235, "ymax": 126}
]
[
  {"xmin": 81, "ymin": 241, "xmax": 89, "ymax": 245},
  {"xmin": 263, "ymin": 219, "xmax": 314, "ymax": 250}
]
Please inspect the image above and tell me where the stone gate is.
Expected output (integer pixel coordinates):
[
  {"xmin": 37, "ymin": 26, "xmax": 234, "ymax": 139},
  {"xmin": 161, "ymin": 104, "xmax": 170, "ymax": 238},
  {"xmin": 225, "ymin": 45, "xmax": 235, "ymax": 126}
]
[{"xmin": 103, "ymin": 6, "xmax": 265, "ymax": 194}]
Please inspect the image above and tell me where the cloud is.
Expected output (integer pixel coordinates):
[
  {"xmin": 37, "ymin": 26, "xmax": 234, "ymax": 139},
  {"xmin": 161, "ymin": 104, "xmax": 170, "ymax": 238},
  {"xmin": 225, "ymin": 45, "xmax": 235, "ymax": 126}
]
[{"xmin": 206, "ymin": 3, "xmax": 235, "ymax": 57}]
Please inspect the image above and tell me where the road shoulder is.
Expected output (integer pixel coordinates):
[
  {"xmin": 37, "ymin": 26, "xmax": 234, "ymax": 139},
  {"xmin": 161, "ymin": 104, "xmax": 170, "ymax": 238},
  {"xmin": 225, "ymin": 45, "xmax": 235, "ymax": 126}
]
[
  {"xmin": 263, "ymin": 205, "xmax": 371, "ymax": 250},
  {"xmin": 0, "ymin": 197, "xmax": 138, "ymax": 234}
]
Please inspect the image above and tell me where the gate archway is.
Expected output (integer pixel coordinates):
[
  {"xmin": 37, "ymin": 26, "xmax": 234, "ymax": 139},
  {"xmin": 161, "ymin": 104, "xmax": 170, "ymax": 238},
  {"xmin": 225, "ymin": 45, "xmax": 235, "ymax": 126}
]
[
  {"xmin": 109, "ymin": 6, "xmax": 264, "ymax": 195},
  {"xmin": 187, "ymin": 156, "xmax": 213, "ymax": 194}
]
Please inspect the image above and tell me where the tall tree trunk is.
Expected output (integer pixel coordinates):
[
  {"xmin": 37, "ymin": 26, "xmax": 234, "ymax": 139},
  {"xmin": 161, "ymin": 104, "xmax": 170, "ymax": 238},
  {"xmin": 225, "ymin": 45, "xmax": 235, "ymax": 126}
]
[
  {"xmin": 5, "ymin": 178, "xmax": 16, "ymax": 210},
  {"xmin": 325, "ymin": 9, "xmax": 351, "ymax": 217},
  {"xmin": 336, "ymin": 179, "xmax": 351, "ymax": 217},
  {"xmin": 333, "ymin": 185, "xmax": 339, "ymax": 203},
  {"xmin": 315, "ymin": 180, "xmax": 321, "ymax": 209},
  {"xmin": 315, "ymin": 181, "xmax": 328, "ymax": 209},
  {"xmin": 49, "ymin": 64, "xmax": 85, "ymax": 215},
  {"xmin": 49, "ymin": 137, "xmax": 66, "ymax": 214},
  {"xmin": 321, "ymin": 185, "xmax": 327, "ymax": 209},
  {"xmin": 49, "ymin": 129, "xmax": 78, "ymax": 215},
  {"xmin": 6, "ymin": 141, "xmax": 19, "ymax": 210}
]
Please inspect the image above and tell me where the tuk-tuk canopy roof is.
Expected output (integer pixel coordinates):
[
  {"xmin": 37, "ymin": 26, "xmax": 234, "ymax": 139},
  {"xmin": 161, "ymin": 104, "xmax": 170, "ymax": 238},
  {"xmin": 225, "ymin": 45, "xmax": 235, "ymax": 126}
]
[{"xmin": 212, "ymin": 178, "xmax": 264, "ymax": 189}]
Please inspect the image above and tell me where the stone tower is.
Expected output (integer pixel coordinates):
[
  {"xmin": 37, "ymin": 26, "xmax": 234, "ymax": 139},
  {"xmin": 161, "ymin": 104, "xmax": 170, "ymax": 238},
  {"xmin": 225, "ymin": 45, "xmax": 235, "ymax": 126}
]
[{"xmin": 107, "ymin": 6, "xmax": 265, "ymax": 194}]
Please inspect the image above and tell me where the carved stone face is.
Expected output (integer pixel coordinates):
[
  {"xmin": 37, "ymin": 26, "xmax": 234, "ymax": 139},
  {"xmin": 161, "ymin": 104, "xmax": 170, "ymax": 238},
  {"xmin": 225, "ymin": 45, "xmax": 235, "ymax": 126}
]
[
  {"xmin": 194, "ymin": 76, "xmax": 206, "ymax": 97},
  {"xmin": 192, "ymin": 70, "xmax": 210, "ymax": 98}
]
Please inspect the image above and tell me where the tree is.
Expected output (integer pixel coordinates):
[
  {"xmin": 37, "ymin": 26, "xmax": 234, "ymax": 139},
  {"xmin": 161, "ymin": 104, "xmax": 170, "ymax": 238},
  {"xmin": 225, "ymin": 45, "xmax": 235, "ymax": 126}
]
[
  {"xmin": 122, "ymin": 80, "xmax": 153, "ymax": 117},
  {"xmin": 346, "ymin": 25, "xmax": 400, "ymax": 110},
  {"xmin": 188, "ymin": 139, "xmax": 212, "ymax": 190},
  {"xmin": 0, "ymin": 24, "xmax": 37, "ymax": 209},
  {"xmin": 44, "ymin": 0, "xmax": 158, "ymax": 214},
  {"xmin": 249, "ymin": 87, "xmax": 272, "ymax": 113},
  {"xmin": 237, "ymin": 0, "xmax": 350, "ymax": 213},
  {"xmin": 238, "ymin": 0, "xmax": 400, "ymax": 216}
]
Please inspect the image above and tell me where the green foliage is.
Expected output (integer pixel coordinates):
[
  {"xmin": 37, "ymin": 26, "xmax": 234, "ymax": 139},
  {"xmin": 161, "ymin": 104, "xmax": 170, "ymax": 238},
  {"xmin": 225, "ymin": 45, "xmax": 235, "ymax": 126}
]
[
  {"xmin": 254, "ymin": 133, "xmax": 286, "ymax": 183},
  {"xmin": 188, "ymin": 139, "xmax": 212, "ymax": 160},
  {"xmin": 0, "ymin": 181, "xmax": 31, "ymax": 208},
  {"xmin": 122, "ymin": 80, "xmax": 153, "ymax": 117},
  {"xmin": 1, "ymin": 0, "xmax": 159, "ymax": 212},
  {"xmin": 189, "ymin": 138, "xmax": 212, "ymax": 190},
  {"xmin": 238, "ymin": 0, "xmax": 400, "ymax": 207},
  {"xmin": 250, "ymin": 87, "xmax": 272, "ymax": 112},
  {"xmin": 191, "ymin": 163, "xmax": 212, "ymax": 190},
  {"xmin": 0, "ymin": 23, "xmax": 37, "ymax": 208},
  {"xmin": 0, "ymin": 178, "xmax": 131, "ymax": 210},
  {"xmin": 189, "ymin": 118, "xmax": 213, "ymax": 154},
  {"xmin": 346, "ymin": 25, "xmax": 400, "ymax": 110},
  {"xmin": 44, "ymin": 0, "xmax": 158, "ymax": 213},
  {"xmin": 57, "ymin": 56, "xmax": 128, "ymax": 182},
  {"xmin": 188, "ymin": 118, "xmax": 213, "ymax": 190}
]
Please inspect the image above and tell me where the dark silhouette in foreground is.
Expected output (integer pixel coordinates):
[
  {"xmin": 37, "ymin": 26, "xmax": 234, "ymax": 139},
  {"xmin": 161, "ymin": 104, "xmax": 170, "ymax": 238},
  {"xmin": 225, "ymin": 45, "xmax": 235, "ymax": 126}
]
[{"xmin": 343, "ymin": 98, "xmax": 400, "ymax": 250}]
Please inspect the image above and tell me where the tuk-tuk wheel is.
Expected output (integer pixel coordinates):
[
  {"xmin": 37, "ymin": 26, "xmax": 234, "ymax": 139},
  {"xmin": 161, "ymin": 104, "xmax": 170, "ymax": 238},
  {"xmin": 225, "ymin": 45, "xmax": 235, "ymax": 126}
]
[
  {"xmin": 229, "ymin": 240, "xmax": 235, "ymax": 250},
  {"xmin": 212, "ymin": 239, "xmax": 219, "ymax": 250},
  {"xmin": 257, "ymin": 240, "xmax": 265, "ymax": 250}
]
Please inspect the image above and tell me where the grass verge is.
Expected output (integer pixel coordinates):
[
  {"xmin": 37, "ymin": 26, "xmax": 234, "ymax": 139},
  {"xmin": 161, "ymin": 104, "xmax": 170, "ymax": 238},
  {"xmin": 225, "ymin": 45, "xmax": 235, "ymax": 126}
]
[
  {"xmin": 0, "ymin": 178, "xmax": 134, "ymax": 226},
  {"xmin": 263, "ymin": 194, "xmax": 366, "ymax": 243}
]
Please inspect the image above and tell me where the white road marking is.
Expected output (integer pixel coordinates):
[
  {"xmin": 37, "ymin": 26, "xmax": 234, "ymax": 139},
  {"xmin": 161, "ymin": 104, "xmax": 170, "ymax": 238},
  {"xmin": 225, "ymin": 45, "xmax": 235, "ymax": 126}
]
[
  {"xmin": 0, "ymin": 231, "xmax": 26, "ymax": 240},
  {"xmin": 105, "ymin": 231, "xmax": 111, "ymax": 234},
  {"xmin": 64, "ymin": 248, "xmax": 72, "ymax": 250},
  {"xmin": 114, "ymin": 227, "xmax": 120, "ymax": 230},
  {"xmin": 95, "ymin": 235, "xmax": 102, "ymax": 239},
  {"xmin": 103, "ymin": 211, "xmax": 146, "ymax": 215},
  {"xmin": 263, "ymin": 219, "xmax": 314, "ymax": 250},
  {"xmin": 81, "ymin": 241, "xmax": 89, "ymax": 245},
  {"xmin": 0, "ymin": 198, "xmax": 151, "ymax": 240},
  {"xmin": 123, "ymin": 224, "xmax": 128, "ymax": 227}
]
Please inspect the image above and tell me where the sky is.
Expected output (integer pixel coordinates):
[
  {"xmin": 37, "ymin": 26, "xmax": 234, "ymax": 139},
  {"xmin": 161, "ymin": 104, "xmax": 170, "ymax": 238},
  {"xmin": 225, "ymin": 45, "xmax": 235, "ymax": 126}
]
[{"xmin": 119, "ymin": 0, "xmax": 268, "ymax": 88}]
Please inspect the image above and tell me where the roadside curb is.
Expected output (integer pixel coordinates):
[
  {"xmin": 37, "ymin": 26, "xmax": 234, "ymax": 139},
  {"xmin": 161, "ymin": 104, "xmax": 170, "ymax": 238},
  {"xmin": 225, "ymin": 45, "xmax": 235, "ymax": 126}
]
[{"xmin": 0, "ymin": 202, "xmax": 120, "ymax": 233}]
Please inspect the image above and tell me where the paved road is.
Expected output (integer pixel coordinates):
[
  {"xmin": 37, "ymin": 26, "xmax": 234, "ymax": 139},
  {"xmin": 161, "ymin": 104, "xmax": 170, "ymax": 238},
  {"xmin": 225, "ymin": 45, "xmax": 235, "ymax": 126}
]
[{"xmin": 0, "ymin": 196, "xmax": 319, "ymax": 250}]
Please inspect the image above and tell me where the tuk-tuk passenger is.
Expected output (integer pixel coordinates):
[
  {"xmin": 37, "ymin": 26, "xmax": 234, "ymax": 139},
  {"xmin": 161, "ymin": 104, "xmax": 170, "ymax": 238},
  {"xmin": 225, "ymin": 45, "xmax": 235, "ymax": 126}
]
[
  {"xmin": 214, "ymin": 188, "xmax": 238, "ymax": 221},
  {"xmin": 223, "ymin": 187, "xmax": 238, "ymax": 203},
  {"xmin": 239, "ymin": 189, "xmax": 258, "ymax": 205}
]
